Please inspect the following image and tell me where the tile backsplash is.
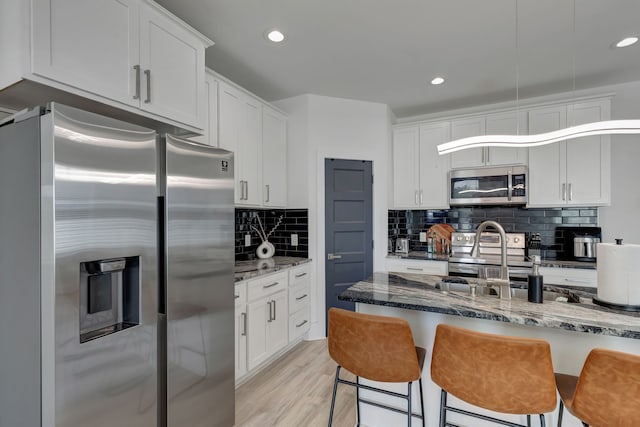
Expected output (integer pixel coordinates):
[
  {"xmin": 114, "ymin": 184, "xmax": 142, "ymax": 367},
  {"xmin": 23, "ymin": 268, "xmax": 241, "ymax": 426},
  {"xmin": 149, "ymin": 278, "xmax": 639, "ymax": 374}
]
[
  {"xmin": 235, "ymin": 208, "xmax": 309, "ymax": 260},
  {"xmin": 388, "ymin": 206, "xmax": 599, "ymax": 259}
]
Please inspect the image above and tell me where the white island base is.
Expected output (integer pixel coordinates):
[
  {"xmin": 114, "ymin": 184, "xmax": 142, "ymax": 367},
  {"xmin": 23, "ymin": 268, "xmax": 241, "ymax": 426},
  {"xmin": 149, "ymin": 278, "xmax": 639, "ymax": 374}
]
[{"xmin": 355, "ymin": 303, "xmax": 640, "ymax": 427}]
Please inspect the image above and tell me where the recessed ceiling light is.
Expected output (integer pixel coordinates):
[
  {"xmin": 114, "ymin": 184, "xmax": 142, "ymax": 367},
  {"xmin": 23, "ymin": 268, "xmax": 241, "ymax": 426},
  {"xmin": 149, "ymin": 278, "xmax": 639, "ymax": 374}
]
[
  {"xmin": 266, "ymin": 29, "xmax": 285, "ymax": 43},
  {"xmin": 431, "ymin": 77, "xmax": 445, "ymax": 85},
  {"xmin": 615, "ymin": 36, "xmax": 638, "ymax": 48}
]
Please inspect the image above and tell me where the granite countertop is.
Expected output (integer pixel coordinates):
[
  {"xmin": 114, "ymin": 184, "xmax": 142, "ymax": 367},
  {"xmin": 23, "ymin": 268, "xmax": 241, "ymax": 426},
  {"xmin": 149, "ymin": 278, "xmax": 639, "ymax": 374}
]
[
  {"xmin": 235, "ymin": 256, "xmax": 311, "ymax": 282},
  {"xmin": 339, "ymin": 272, "xmax": 640, "ymax": 339},
  {"xmin": 387, "ymin": 252, "xmax": 596, "ymax": 270}
]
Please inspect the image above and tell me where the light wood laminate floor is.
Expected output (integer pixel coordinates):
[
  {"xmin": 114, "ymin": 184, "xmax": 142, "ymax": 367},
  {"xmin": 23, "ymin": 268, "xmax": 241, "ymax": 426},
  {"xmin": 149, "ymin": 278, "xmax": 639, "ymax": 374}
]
[{"xmin": 235, "ymin": 339, "xmax": 356, "ymax": 427}]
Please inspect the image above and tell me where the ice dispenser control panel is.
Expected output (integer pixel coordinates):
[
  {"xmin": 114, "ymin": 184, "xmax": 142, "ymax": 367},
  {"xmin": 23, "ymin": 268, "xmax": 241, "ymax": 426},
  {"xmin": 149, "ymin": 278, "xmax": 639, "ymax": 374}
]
[{"xmin": 79, "ymin": 256, "xmax": 141, "ymax": 343}]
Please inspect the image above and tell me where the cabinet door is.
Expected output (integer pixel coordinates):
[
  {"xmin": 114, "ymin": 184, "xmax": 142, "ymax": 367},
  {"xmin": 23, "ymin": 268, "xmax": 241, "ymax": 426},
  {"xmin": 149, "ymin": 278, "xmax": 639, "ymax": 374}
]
[
  {"xmin": 419, "ymin": 122, "xmax": 450, "ymax": 208},
  {"xmin": 139, "ymin": 2, "xmax": 206, "ymax": 128},
  {"xmin": 266, "ymin": 290, "xmax": 288, "ymax": 354},
  {"xmin": 392, "ymin": 127, "xmax": 421, "ymax": 208},
  {"xmin": 485, "ymin": 111, "xmax": 528, "ymax": 166},
  {"xmin": 234, "ymin": 306, "xmax": 247, "ymax": 379},
  {"xmin": 218, "ymin": 82, "xmax": 243, "ymax": 203},
  {"xmin": 246, "ymin": 299, "xmax": 269, "ymax": 371},
  {"xmin": 238, "ymin": 96, "xmax": 262, "ymax": 206},
  {"xmin": 450, "ymin": 117, "xmax": 485, "ymax": 169},
  {"xmin": 527, "ymin": 106, "xmax": 567, "ymax": 206},
  {"xmin": 262, "ymin": 106, "xmax": 287, "ymax": 207},
  {"xmin": 189, "ymin": 72, "xmax": 218, "ymax": 146},
  {"xmin": 566, "ymin": 101, "xmax": 611, "ymax": 206},
  {"xmin": 32, "ymin": 0, "xmax": 139, "ymax": 107}
]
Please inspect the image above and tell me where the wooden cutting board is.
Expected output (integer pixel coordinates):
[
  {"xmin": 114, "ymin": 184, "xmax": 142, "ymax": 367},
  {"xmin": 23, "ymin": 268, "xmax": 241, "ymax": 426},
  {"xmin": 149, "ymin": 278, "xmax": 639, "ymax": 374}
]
[{"xmin": 428, "ymin": 223, "xmax": 456, "ymax": 253}]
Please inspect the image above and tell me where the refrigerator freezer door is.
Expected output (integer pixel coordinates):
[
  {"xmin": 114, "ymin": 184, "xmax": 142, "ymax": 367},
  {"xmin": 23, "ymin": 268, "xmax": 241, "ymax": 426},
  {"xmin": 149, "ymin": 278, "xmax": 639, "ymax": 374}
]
[
  {"xmin": 163, "ymin": 135, "xmax": 235, "ymax": 427},
  {"xmin": 50, "ymin": 104, "xmax": 158, "ymax": 426}
]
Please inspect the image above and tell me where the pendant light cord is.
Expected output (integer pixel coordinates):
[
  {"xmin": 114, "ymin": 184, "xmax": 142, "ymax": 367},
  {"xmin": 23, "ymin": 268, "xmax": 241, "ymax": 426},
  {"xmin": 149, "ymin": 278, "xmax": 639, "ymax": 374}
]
[{"xmin": 515, "ymin": 0, "xmax": 520, "ymax": 135}]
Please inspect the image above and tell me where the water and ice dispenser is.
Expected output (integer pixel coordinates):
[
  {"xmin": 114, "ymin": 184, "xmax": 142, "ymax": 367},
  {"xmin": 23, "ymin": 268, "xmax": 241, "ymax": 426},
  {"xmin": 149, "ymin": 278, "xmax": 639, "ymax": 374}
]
[{"xmin": 79, "ymin": 256, "xmax": 141, "ymax": 343}]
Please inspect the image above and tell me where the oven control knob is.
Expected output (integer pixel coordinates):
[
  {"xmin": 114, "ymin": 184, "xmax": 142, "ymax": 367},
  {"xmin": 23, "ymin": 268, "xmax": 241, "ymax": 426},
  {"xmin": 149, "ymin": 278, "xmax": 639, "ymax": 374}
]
[
  {"xmin": 513, "ymin": 237, "xmax": 520, "ymax": 243},
  {"xmin": 465, "ymin": 236, "xmax": 470, "ymax": 242},
  {"xmin": 456, "ymin": 236, "xmax": 462, "ymax": 241}
]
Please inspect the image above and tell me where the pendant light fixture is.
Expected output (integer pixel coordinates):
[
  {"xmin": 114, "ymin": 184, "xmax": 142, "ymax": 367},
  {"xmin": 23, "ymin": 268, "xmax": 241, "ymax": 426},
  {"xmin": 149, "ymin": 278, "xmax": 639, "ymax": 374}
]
[{"xmin": 437, "ymin": 0, "xmax": 640, "ymax": 156}]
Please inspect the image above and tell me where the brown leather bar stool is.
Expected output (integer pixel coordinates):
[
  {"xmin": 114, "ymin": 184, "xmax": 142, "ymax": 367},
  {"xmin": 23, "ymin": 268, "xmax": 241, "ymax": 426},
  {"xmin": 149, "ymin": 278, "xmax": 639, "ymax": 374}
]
[
  {"xmin": 327, "ymin": 307, "xmax": 426, "ymax": 427},
  {"xmin": 555, "ymin": 348, "xmax": 640, "ymax": 427},
  {"xmin": 431, "ymin": 324, "xmax": 557, "ymax": 427}
]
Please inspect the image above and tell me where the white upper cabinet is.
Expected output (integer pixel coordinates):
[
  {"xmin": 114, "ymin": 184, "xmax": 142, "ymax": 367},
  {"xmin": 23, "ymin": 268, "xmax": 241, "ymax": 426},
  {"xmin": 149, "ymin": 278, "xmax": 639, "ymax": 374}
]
[
  {"xmin": 262, "ymin": 106, "xmax": 288, "ymax": 207},
  {"xmin": 484, "ymin": 111, "xmax": 528, "ymax": 166},
  {"xmin": 138, "ymin": 2, "xmax": 206, "ymax": 128},
  {"xmin": 29, "ymin": 0, "xmax": 211, "ymax": 131},
  {"xmin": 449, "ymin": 113, "xmax": 527, "ymax": 169},
  {"xmin": 392, "ymin": 123, "xmax": 450, "ymax": 209},
  {"xmin": 528, "ymin": 99, "xmax": 611, "ymax": 207},
  {"xmin": 450, "ymin": 117, "xmax": 486, "ymax": 169},
  {"xmin": 189, "ymin": 71, "xmax": 219, "ymax": 146},
  {"xmin": 32, "ymin": 0, "xmax": 139, "ymax": 107},
  {"xmin": 218, "ymin": 79, "xmax": 287, "ymax": 208}
]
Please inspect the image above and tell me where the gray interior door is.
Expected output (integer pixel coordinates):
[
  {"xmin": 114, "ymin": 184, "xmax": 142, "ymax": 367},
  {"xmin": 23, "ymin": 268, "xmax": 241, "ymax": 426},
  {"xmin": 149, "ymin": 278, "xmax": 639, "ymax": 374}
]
[{"xmin": 325, "ymin": 158, "xmax": 373, "ymax": 331}]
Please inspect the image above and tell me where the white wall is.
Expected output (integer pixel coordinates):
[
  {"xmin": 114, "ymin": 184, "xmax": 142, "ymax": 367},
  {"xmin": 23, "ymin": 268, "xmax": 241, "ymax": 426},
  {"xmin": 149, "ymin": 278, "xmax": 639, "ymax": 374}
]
[
  {"xmin": 275, "ymin": 94, "xmax": 392, "ymax": 339},
  {"xmin": 598, "ymin": 80, "xmax": 640, "ymax": 244}
]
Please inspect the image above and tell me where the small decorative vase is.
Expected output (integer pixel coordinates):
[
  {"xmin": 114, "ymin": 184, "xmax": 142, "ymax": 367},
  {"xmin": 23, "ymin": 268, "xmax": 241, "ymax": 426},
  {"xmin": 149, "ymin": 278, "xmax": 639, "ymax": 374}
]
[{"xmin": 256, "ymin": 241, "xmax": 275, "ymax": 259}]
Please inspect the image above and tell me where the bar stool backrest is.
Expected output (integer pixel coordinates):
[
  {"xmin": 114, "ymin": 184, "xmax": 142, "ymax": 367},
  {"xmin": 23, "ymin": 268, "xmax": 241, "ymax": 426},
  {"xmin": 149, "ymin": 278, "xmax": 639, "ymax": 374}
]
[
  {"xmin": 571, "ymin": 348, "xmax": 640, "ymax": 427},
  {"xmin": 431, "ymin": 324, "xmax": 557, "ymax": 414},
  {"xmin": 327, "ymin": 308, "xmax": 421, "ymax": 383}
]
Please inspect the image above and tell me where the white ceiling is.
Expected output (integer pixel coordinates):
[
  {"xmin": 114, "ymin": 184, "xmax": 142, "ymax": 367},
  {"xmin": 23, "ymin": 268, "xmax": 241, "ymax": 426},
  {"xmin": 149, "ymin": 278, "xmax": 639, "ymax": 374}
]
[{"xmin": 156, "ymin": 0, "xmax": 640, "ymax": 118}]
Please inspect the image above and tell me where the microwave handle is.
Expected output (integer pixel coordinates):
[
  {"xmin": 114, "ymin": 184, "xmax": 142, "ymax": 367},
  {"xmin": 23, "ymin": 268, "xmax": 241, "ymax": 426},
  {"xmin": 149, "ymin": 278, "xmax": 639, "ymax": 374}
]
[{"xmin": 507, "ymin": 170, "xmax": 513, "ymax": 201}]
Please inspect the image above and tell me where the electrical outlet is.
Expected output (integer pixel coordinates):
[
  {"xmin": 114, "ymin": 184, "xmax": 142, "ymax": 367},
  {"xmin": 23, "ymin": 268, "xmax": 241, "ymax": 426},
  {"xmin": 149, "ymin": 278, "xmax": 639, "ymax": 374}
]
[
  {"xmin": 419, "ymin": 232, "xmax": 427, "ymax": 243},
  {"xmin": 244, "ymin": 234, "xmax": 251, "ymax": 247},
  {"xmin": 291, "ymin": 234, "xmax": 298, "ymax": 247}
]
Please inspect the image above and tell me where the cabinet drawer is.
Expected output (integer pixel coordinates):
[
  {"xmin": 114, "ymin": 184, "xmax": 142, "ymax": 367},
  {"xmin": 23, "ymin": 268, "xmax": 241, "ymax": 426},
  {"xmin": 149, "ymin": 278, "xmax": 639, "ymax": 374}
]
[
  {"xmin": 539, "ymin": 267, "xmax": 597, "ymax": 288},
  {"xmin": 247, "ymin": 271, "xmax": 288, "ymax": 302},
  {"xmin": 289, "ymin": 282, "xmax": 310, "ymax": 313},
  {"xmin": 289, "ymin": 305, "xmax": 310, "ymax": 342},
  {"xmin": 288, "ymin": 264, "xmax": 310, "ymax": 287},
  {"xmin": 235, "ymin": 282, "xmax": 247, "ymax": 306},
  {"xmin": 385, "ymin": 258, "xmax": 448, "ymax": 275}
]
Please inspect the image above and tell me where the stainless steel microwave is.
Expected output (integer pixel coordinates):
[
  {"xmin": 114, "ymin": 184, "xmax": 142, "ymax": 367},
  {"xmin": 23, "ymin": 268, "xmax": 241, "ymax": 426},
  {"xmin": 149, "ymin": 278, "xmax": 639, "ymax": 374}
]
[{"xmin": 449, "ymin": 165, "xmax": 527, "ymax": 206}]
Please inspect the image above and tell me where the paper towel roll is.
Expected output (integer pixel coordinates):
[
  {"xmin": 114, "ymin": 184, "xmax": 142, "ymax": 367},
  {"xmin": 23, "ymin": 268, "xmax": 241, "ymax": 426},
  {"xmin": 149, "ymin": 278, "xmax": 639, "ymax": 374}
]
[{"xmin": 597, "ymin": 242, "xmax": 640, "ymax": 306}]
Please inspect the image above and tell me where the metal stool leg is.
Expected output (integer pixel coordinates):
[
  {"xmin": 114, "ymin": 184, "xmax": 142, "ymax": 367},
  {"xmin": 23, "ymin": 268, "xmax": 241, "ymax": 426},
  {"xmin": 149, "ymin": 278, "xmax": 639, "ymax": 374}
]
[
  {"xmin": 418, "ymin": 378, "xmax": 426, "ymax": 427},
  {"xmin": 407, "ymin": 381, "xmax": 412, "ymax": 427},
  {"xmin": 527, "ymin": 414, "xmax": 531, "ymax": 426},
  {"xmin": 356, "ymin": 376, "xmax": 360, "ymax": 426},
  {"xmin": 557, "ymin": 400, "xmax": 564, "ymax": 427},
  {"xmin": 327, "ymin": 366, "xmax": 341, "ymax": 427},
  {"xmin": 439, "ymin": 389, "xmax": 447, "ymax": 427},
  {"xmin": 540, "ymin": 413, "xmax": 546, "ymax": 427}
]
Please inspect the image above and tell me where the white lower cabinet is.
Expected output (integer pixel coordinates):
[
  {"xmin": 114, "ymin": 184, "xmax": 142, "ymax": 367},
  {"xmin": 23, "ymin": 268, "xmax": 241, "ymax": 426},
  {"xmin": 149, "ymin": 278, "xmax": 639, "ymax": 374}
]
[
  {"xmin": 246, "ymin": 271, "xmax": 288, "ymax": 371},
  {"xmin": 288, "ymin": 264, "xmax": 311, "ymax": 342},
  {"xmin": 539, "ymin": 267, "xmax": 597, "ymax": 288},
  {"xmin": 234, "ymin": 282, "xmax": 247, "ymax": 379}
]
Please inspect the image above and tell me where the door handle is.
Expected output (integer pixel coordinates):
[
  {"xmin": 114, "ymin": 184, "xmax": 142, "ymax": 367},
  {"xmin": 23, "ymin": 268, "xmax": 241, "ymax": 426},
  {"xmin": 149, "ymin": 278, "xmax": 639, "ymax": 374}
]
[
  {"xmin": 568, "ymin": 183, "xmax": 573, "ymax": 201},
  {"xmin": 295, "ymin": 272, "xmax": 307, "ymax": 278},
  {"xmin": 295, "ymin": 294, "xmax": 308, "ymax": 301},
  {"xmin": 562, "ymin": 183, "xmax": 567, "ymax": 201},
  {"xmin": 263, "ymin": 281, "xmax": 279, "ymax": 289},
  {"xmin": 419, "ymin": 190, "xmax": 423, "ymax": 205},
  {"xmin": 296, "ymin": 320, "xmax": 308, "ymax": 328},
  {"xmin": 265, "ymin": 184, "xmax": 270, "ymax": 203},
  {"xmin": 241, "ymin": 312, "xmax": 247, "ymax": 336},
  {"xmin": 327, "ymin": 253, "xmax": 342, "ymax": 260},
  {"xmin": 414, "ymin": 190, "xmax": 418, "ymax": 205},
  {"xmin": 133, "ymin": 65, "xmax": 141, "ymax": 100},
  {"xmin": 244, "ymin": 181, "xmax": 249, "ymax": 200},
  {"xmin": 272, "ymin": 299, "xmax": 276, "ymax": 321},
  {"xmin": 267, "ymin": 301, "xmax": 273, "ymax": 322},
  {"xmin": 144, "ymin": 69, "xmax": 151, "ymax": 103}
]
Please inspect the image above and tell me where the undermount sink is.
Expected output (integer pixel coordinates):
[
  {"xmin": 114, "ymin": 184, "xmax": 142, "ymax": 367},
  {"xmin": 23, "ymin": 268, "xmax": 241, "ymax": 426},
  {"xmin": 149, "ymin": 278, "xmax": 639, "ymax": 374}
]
[{"xmin": 436, "ymin": 278, "xmax": 580, "ymax": 303}]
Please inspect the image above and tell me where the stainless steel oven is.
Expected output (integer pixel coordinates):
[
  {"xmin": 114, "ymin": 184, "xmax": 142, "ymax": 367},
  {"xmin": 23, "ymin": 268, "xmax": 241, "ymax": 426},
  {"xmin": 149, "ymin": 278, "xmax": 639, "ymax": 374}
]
[
  {"xmin": 448, "ymin": 231, "xmax": 532, "ymax": 282},
  {"xmin": 449, "ymin": 165, "xmax": 527, "ymax": 206}
]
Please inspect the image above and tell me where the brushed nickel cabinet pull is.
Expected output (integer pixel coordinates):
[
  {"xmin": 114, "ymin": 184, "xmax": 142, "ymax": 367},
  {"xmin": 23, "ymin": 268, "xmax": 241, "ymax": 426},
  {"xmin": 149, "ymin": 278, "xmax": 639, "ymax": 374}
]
[
  {"xmin": 295, "ymin": 294, "xmax": 308, "ymax": 301},
  {"xmin": 568, "ymin": 183, "xmax": 573, "ymax": 201},
  {"xmin": 296, "ymin": 320, "xmax": 308, "ymax": 328},
  {"xmin": 234, "ymin": 294, "xmax": 239, "ymax": 299},
  {"xmin": 562, "ymin": 183, "xmax": 567, "ymax": 201},
  {"xmin": 295, "ymin": 272, "xmax": 307, "ymax": 278},
  {"xmin": 272, "ymin": 299, "xmax": 276, "ymax": 320},
  {"xmin": 133, "ymin": 65, "xmax": 141, "ymax": 100},
  {"xmin": 241, "ymin": 312, "xmax": 247, "ymax": 336},
  {"xmin": 265, "ymin": 184, "xmax": 270, "ymax": 203},
  {"xmin": 267, "ymin": 301, "xmax": 273, "ymax": 322},
  {"xmin": 263, "ymin": 282, "xmax": 279, "ymax": 289},
  {"xmin": 406, "ymin": 267, "xmax": 424, "ymax": 271},
  {"xmin": 144, "ymin": 69, "xmax": 151, "ymax": 103}
]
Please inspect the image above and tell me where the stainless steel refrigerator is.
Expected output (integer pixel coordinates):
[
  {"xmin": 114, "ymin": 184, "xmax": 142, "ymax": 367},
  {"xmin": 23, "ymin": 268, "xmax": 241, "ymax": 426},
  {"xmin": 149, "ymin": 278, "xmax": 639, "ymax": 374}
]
[{"xmin": 0, "ymin": 103, "xmax": 235, "ymax": 427}]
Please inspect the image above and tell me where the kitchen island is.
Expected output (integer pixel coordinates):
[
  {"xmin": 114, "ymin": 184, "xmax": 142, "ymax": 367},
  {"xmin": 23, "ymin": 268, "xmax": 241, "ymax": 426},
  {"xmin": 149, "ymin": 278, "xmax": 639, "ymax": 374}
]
[{"xmin": 338, "ymin": 272, "xmax": 640, "ymax": 427}]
